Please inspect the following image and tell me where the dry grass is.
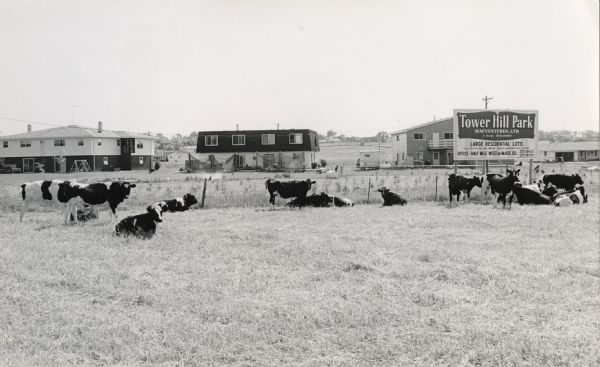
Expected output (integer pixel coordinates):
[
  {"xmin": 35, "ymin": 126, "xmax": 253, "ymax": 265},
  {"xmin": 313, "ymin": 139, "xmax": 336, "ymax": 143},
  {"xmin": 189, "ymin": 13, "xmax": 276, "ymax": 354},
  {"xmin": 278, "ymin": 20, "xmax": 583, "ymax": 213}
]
[{"xmin": 0, "ymin": 199, "xmax": 598, "ymax": 366}]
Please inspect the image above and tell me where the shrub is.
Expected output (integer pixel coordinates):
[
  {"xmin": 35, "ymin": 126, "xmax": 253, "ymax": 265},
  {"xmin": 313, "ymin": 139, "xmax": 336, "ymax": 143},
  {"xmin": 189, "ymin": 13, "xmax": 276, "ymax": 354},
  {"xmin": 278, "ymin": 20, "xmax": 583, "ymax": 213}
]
[{"xmin": 320, "ymin": 159, "xmax": 327, "ymax": 167}]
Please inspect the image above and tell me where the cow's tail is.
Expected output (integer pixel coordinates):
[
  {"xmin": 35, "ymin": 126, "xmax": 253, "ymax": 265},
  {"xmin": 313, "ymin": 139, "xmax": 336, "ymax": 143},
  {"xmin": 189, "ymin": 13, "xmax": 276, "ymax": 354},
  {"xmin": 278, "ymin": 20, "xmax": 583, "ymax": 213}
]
[{"xmin": 20, "ymin": 184, "xmax": 26, "ymax": 200}]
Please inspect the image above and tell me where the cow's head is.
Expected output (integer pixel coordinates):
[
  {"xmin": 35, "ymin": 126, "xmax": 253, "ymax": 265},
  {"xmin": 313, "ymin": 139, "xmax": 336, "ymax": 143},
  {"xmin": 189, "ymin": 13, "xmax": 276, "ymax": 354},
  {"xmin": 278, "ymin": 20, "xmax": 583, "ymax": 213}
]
[
  {"xmin": 576, "ymin": 185, "xmax": 586, "ymax": 198},
  {"xmin": 306, "ymin": 179, "xmax": 317, "ymax": 187},
  {"xmin": 472, "ymin": 176, "xmax": 482, "ymax": 187},
  {"xmin": 448, "ymin": 173, "xmax": 456, "ymax": 182},
  {"xmin": 507, "ymin": 169, "xmax": 520, "ymax": 177},
  {"xmin": 146, "ymin": 204, "xmax": 164, "ymax": 222},
  {"xmin": 183, "ymin": 193, "xmax": 198, "ymax": 207},
  {"xmin": 111, "ymin": 181, "xmax": 137, "ymax": 199},
  {"xmin": 377, "ymin": 187, "xmax": 389, "ymax": 194},
  {"xmin": 574, "ymin": 174, "xmax": 584, "ymax": 185},
  {"xmin": 319, "ymin": 192, "xmax": 333, "ymax": 204},
  {"xmin": 58, "ymin": 180, "xmax": 80, "ymax": 201}
]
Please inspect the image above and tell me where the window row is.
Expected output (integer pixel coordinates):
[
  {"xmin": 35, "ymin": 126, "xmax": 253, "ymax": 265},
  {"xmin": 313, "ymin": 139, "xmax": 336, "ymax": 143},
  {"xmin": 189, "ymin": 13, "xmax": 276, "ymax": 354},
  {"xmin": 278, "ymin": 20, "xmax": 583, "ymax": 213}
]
[
  {"xmin": 205, "ymin": 133, "xmax": 303, "ymax": 147},
  {"xmin": 412, "ymin": 132, "xmax": 453, "ymax": 140},
  {"xmin": 2, "ymin": 139, "xmax": 144, "ymax": 148}
]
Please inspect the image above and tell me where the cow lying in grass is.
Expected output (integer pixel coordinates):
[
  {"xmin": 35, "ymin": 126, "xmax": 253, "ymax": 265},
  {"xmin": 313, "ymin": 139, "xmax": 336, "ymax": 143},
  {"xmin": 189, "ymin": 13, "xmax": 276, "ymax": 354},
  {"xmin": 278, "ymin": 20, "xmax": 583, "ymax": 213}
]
[
  {"xmin": 511, "ymin": 183, "xmax": 553, "ymax": 205},
  {"xmin": 287, "ymin": 192, "xmax": 332, "ymax": 208},
  {"xmin": 115, "ymin": 205, "xmax": 164, "ymax": 239},
  {"xmin": 266, "ymin": 178, "xmax": 316, "ymax": 205},
  {"xmin": 377, "ymin": 187, "xmax": 407, "ymax": 206},
  {"xmin": 553, "ymin": 187, "xmax": 588, "ymax": 206},
  {"xmin": 448, "ymin": 174, "xmax": 482, "ymax": 203},
  {"xmin": 332, "ymin": 196, "xmax": 354, "ymax": 207},
  {"xmin": 151, "ymin": 193, "xmax": 198, "ymax": 213}
]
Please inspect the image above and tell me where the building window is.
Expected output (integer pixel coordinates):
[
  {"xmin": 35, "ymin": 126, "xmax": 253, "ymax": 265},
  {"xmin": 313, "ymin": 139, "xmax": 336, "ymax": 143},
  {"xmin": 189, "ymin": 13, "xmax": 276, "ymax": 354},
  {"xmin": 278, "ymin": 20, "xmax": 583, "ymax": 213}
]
[
  {"xmin": 103, "ymin": 157, "xmax": 109, "ymax": 165},
  {"xmin": 205, "ymin": 135, "xmax": 218, "ymax": 146},
  {"xmin": 261, "ymin": 134, "xmax": 275, "ymax": 145},
  {"xmin": 117, "ymin": 140, "xmax": 121, "ymax": 146},
  {"xmin": 137, "ymin": 140, "xmax": 144, "ymax": 149},
  {"xmin": 292, "ymin": 152, "xmax": 301, "ymax": 160},
  {"xmin": 20, "ymin": 140, "xmax": 31, "ymax": 147},
  {"xmin": 54, "ymin": 139, "xmax": 65, "ymax": 147},
  {"xmin": 413, "ymin": 133, "xmax": 425, "ymax": 140},
  {"xmin": 401, "ymin": 153, "xmax": 405, "ymax": 160},
  {"xmin": 97, "ymin": 140, "xmax": 102, "ymax": 146},
  {"xmin": 433, "ymin": 152, "xmax": 439, "ymax": 160},
  {"xmin": 416, "ymin": 152, "xmax": 423, "ymax": 160},
  {"xmin": 289, "ymin": 133, "xmax": 303, "ymax": 144},
  {"xmin": 443, "ymin": 132, "xmax": 453, "ymax": 139},
  {"xmin": 139, "ymin": 157, "xmax": 144, "ymax": 165},
  {"xmin": 544, "ymin": 152, "xmax": 547, "ymax": 156},
  {"xmin": 232, "ymin": 135, "xmax": 245, "ymax": 145},
  {"xmin": 364, "ymin": 154, "xmax": 371, "ymax": 158},
  {"xmin": 78, "ymin": 139, "xmax": 84, "ymax": 146},
  {"xmin": 396, "ymin": 135, "xmax": 399, "ymax": 141},
  {"xmin": 2, "ymin": 141, "xmax": 7, "ymax": 148}
]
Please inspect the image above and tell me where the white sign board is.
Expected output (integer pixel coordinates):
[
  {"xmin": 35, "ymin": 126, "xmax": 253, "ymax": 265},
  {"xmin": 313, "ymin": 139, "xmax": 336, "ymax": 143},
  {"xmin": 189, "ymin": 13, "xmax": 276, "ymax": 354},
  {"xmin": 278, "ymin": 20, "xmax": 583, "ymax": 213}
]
[{"xmin": 453, "ymin": 109, "xmax": 538, "ymax": 161}]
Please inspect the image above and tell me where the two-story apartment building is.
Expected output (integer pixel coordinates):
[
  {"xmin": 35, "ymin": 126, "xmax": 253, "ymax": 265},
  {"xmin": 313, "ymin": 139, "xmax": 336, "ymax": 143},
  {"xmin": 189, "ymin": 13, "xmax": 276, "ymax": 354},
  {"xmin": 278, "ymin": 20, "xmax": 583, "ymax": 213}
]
[
  {"xmin": 0, "ymin": 122, "xmax": 157, "ymax": 172},
  {"xmin": 195, "ymin": 129, "xmax": 319, "ymax": 171},
  {"xmin": 391, "ymin": 118, "xmax": 455, "ymax": 166}
]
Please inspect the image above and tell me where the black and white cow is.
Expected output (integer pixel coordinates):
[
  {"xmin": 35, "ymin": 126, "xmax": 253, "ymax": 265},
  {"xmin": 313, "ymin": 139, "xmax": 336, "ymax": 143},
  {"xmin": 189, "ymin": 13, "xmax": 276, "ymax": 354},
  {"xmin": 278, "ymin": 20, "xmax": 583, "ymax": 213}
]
[
  {"xmin": 511, "ymin": 183, "xmax": 552, "ymax": 205},
  {"xmin": 115, "ymin": 205, "xmax": 163, "ymax": 239},
  {"xmin": 155, "ymin": 193, "xmax": 198, "ymax": 212},
  {"xmin": 332, "ymin": 196, "xmax": 354, "ymax": 207},
  {"xmin": 486, "ymin": 170, "xmax": 520, "ymax": 208},
  {"xmin": 62, "ymin": 181, "xmax": 137, "ymax": 222},
  {"xmin": 553, "ymin": 186, "xmax": 588, "ymax": 207},
  {"xmin": 287, "ymin": 192, "xmax": 333, "ymax": 208},
  {"xmin": 265, "ymin": 178, "xmax": 316, "ymax": 205},
  {"xmin": 20, "ymin": 179, "xmax": 81, "ymax": 224},
  {"xmin": 542, "ymin": 173, "xmax": 583, "ymax": 191},
  {"xmin": 377, "ymin": 187, "xmax": 407, "ymax": 206},
  {"xmin": 448, "ymin": 174, "xmax": 482, "ymax": 203}
]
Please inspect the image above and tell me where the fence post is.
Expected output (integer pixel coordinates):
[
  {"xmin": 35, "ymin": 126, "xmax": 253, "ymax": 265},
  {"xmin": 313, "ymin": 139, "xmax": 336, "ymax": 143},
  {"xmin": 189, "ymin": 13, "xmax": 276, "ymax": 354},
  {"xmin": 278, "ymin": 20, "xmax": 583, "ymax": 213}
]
[
  {"xmin": 200, "ymin": 178, "xmax": 208, "ymax": 208},
  {"xmin": 528, "ymin": 158, "xmax": 533, "ymax": 184},
  {"xmin": 435, "ymin": 175, "xmax": 438, "ymax": 201},
  {"xmin": 367, "ymin": 177, "xmax": 371, "ymax": 204}
]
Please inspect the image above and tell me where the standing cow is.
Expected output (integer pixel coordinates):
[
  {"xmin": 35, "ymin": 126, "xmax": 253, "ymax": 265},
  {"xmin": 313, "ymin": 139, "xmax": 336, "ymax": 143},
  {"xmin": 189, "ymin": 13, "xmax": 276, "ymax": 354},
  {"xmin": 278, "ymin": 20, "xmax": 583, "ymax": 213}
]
[
  {"xmin": 265, "ymin": 178, "xmax": 316, "ymax": 205},
  {"xmin": 486, "ymin": 170, "xmax": 520, "ymax": 208},
  {"xmin": 20, "ymin": 179, "xmax": 82, "ymax": 224},
  {"xmin": 448, "ymin": 174, "xmax": 482, "ymax": 203},
  {"xmin": 61, "ymin": 181, "xmax": 137, "ymax": 222}
]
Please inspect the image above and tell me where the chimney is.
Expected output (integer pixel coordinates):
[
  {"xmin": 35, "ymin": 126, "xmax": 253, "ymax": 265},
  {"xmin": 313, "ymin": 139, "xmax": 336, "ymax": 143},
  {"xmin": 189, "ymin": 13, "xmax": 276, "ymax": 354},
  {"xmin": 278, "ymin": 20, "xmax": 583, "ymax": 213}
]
[
  {"xmin": 27, "ymin": 124, "xmax": 32, "ymax": 132},
  {"xmin": 236, "ymin": 123, "xmax": 239, "ymax": 131},
  {"xmin": 277, "ymin": 123, "xmax": 279, "ymax": 130},
  {"xmin": 98, "ymin": 121, "xmax": 103, "ymax": 133}
]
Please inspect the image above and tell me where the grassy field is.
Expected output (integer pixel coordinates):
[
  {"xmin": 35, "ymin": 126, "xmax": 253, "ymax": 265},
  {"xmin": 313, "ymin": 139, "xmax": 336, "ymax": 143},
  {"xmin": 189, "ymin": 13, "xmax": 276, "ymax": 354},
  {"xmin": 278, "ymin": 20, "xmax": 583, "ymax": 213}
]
[
  {"xmin": 0, "ymin": 201, "xmax": 598, "ymax": 366},
  {"xmin": 0, "ymin": 159, "xmax": 599, "ymax": 366}
]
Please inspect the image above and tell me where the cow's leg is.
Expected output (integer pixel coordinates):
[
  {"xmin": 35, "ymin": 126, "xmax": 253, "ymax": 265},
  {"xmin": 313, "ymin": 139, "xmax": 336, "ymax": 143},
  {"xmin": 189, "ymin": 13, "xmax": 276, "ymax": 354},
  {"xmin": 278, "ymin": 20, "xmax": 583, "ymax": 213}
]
[
  {"xmin": 456, "ymin": 191, "xmax": 461, "ymax": 203},
  {"xmin": 19, "ymin": 199, "xmax": 32, "ymax": 223},
  {"xmin": 448, "ymin": 189, "xmax": 453, "ymax": 203},
  {"xmin": 269, "ymin": 191, "xmax": 276, "ymax": 205}
]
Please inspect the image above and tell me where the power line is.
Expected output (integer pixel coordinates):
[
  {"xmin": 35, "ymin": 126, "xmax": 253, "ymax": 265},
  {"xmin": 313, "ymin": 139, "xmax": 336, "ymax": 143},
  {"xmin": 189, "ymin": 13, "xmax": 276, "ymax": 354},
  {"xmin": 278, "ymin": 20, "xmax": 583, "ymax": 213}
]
[{"xmin": 0, "ymin": 116, "xmax": 65, "ymax": 127}]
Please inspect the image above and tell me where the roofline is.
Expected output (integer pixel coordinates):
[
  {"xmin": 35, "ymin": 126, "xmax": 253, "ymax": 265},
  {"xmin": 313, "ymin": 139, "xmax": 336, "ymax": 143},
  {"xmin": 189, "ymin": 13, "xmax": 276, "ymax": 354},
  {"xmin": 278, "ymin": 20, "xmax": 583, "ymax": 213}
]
[
  {"xmin": 197, "ymin": 129, "xmax": 317, "ymax": 134},
  {"xmin": 391, "ymin": 117, "xmax": 453, "ymax": 134}
]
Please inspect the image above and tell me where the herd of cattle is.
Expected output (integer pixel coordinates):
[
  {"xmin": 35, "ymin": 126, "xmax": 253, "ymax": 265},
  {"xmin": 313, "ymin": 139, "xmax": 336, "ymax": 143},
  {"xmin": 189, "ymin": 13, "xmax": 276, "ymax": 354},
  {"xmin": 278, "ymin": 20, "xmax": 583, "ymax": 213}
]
[{"xmin": 17, "ymin": 171, "xmax": 588, "ymax": 238}]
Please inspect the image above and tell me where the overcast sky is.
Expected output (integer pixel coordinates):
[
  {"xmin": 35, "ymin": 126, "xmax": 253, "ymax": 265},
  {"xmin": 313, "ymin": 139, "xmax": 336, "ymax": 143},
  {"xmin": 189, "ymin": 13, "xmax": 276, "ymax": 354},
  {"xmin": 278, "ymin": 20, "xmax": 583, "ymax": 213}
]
[{"xmin": 0, "ymin": 0, "xmax": 598, "ymax": 137}]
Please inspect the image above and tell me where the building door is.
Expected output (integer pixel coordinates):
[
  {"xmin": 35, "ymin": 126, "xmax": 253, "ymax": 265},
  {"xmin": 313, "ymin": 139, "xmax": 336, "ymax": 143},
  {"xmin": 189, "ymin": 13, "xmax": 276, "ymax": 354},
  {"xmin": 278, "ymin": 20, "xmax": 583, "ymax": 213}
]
[
  {"xmin": 447, "ymin": 151, "xmax": 454, "ymax": 165},
  {"xmin": 432, "ymin": 132, "xmax": 439, "ymax": 142},
  {"xmin": 263, "ymin": 153, "xmax": 275, "ymax": 169},
  {"xmin": 120, "ymin": 138, "xmax": 135, "ymax": 170},
  {"xmin": 23, "ymin": 158, "xmax": 35, "ymax": 173},
  {"xmin": 432, "ymin": 151, "xmax": 440, "ymax": 165}
]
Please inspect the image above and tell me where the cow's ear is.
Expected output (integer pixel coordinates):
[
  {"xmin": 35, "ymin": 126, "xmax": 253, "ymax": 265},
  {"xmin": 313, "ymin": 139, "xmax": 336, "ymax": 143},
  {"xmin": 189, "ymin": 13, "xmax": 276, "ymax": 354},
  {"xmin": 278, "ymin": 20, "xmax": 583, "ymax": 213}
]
[
  {"xmin": 146, "ymin": 205, "xmax": 153, "ymax": 213},
  {"xmin": 130, "ymin": 184, "xmax": 136, "ymax": 188}
]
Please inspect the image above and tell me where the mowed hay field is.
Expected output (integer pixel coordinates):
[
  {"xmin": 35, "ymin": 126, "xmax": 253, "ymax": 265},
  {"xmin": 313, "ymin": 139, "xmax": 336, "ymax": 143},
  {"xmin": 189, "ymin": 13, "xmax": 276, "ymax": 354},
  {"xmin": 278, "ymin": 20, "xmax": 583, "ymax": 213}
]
[{"xmin": 0, "ymin": 159, "xmax": 599, "ymax": 366}]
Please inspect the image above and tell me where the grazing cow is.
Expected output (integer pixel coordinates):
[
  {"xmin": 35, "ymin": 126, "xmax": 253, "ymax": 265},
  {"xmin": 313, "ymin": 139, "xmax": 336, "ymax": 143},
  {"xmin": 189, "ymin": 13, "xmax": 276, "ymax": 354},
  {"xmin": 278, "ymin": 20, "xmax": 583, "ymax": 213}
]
[
  {"xmin": 486, "ymin": 170, "xmax": 520, "ymax": 208},
  {"xmin": 153, "ymin": 193, "xmax": 198, "ymax": 213},
  {"xmin": 332, "ymin": 196, "xmax": 354, "ymax": 207},
  {"xmin": 265, "ymin": 178, "xmax": 316, "ymax": 205},
  {"xmin": 115, "ymin": 205, "xmax": 163, "ymax": 239},
  {"xmin": 377, "ymin": 187, "xmax": 407, "ymax": 206},
  {"xmin": 553, "ymin": 187, "xmax": 588, "ymax": 207},
  {"xmin": 511, "ymin": 183, "xmax": 552, "ymax": 205},
  {"xmin": 20, "ymin": 179, "xmax": 82, "ymax": 224},
  {"xmin": 448, "ymin": 174, "xmax": 482, "ymax": 203},
  {"xmin": 62, "ymin": 181, "xmax": 137, "ymax": 222},
  {"xmin": 287, "ymin": 192, "xmax": 333, "ymax": 208},
  {"xmin": 69, "ymin": 204, "xmax": 99, "ymax": 222},
  {"xmin": 542, "ymin": 173, "xmax": 583, "ymax": 191}
]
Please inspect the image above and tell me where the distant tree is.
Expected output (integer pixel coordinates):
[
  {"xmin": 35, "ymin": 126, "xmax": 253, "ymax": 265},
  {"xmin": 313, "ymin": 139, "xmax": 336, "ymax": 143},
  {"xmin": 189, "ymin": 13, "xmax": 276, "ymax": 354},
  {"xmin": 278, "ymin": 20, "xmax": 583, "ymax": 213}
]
[{"xmin": 326, "ymin": 130, "xmax": 337, "ymax": 138}]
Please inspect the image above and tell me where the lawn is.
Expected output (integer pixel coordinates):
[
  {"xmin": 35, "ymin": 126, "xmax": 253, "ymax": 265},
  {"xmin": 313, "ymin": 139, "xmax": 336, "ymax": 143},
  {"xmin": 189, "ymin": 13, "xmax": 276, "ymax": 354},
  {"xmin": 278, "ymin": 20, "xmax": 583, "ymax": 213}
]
[{"xmin": 0, "ymin": 200, "xmax": 598, "ymax": 366}]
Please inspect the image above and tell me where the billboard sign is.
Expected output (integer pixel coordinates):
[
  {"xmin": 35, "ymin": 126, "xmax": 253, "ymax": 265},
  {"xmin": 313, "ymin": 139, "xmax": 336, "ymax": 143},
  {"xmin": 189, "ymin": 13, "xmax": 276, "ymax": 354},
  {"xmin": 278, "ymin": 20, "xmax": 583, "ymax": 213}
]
[{"xmin": 453, "ymin": 109, "xmax": 538, "ymax": 161}]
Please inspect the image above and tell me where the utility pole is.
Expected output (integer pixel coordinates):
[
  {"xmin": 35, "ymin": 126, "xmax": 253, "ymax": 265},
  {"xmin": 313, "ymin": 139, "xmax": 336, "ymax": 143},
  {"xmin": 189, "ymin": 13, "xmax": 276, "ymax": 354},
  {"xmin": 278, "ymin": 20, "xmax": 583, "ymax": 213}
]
[{"xmin": 482, "ymin": 96, "xmax": 493, "ymax": 110}]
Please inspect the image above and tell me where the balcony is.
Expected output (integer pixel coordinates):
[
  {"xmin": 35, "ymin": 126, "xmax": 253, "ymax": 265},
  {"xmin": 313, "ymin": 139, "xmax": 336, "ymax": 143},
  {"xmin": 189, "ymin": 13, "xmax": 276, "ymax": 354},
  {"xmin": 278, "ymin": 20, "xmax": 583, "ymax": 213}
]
[{"xmin": 427, "ymin": 139, "xmax": 453, "ymax": 149}]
